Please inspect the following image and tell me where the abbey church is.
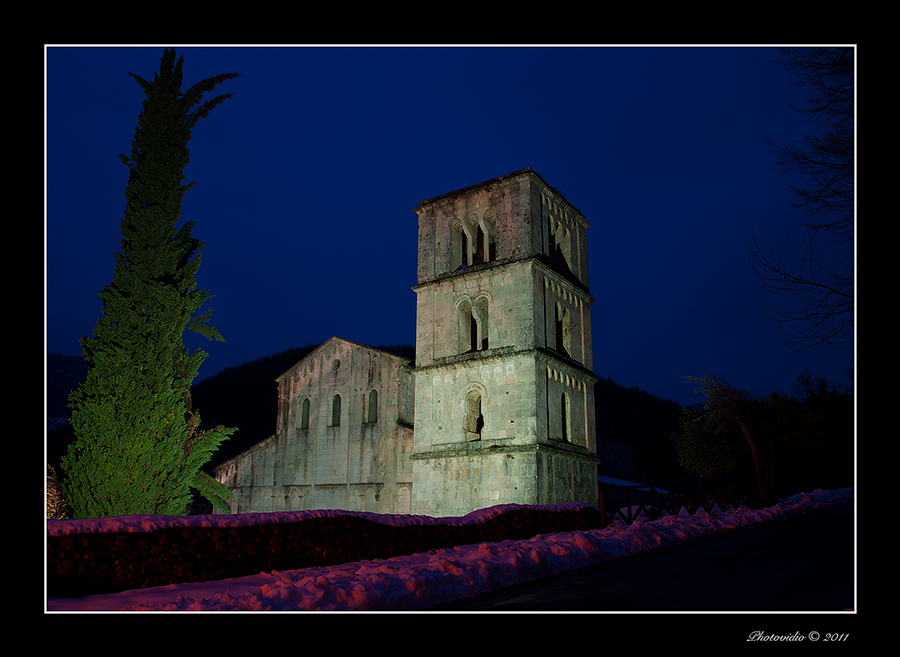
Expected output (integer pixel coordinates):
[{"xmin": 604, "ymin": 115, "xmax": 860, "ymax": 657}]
[{"xmin": 213, "ymin": 168, "xmax": 599, "ymax": 518}]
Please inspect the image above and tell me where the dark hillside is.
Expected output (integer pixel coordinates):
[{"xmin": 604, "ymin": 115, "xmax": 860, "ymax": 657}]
[
  {"xmin": 47, "ymin": 353, "xmax": 88, "ymax": 419},
  {"xmin": 46, "ymin": 347, "xmax": 685, "ymax": 488},
  {"xmin": 46, "ymin": 354, "xmax": 88, "ymax": 469},
  {"xmin": 189, "ymin": 344, "xmax": 318, "ymax": 467},
  {"xmin": 593, "ymin": 376, "xmax": 683, "ymax": 487}
]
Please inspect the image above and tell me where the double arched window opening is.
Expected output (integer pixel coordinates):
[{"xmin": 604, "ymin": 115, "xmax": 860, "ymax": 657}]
[
  {"xmin": 459, "ymin": 296, "xmax": 489, "ymax": 353},
  {"xmin": 452, "ymin": 210, "xmax": 497, "ymax": 271}
]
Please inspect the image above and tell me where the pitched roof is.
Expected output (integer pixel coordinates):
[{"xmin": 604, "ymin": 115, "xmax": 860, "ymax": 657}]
[{"xmin": 274, "ymin": 336, "xmax": 411, "ymax": 382}]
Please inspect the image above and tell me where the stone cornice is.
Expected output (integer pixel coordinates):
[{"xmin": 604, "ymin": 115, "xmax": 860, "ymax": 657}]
[
  {"xmin": 412, "ymin": 254, "xmax": 593, "ymax": 299},
  {"xmin": 416, "ymin": 168, "xmax": 588, "ymax": 228},
  {"xmin": 414, "ymin": 345, "xmax": 597, "ymax": 383},
  {"xmin": 410, "ymin": 439, "xmax": 599, "ymax": 464}
]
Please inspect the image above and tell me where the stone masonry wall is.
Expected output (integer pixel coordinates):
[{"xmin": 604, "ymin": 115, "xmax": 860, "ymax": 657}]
[{"xmin": 214, "ymin": 339, "xmax": 414, "ymax": 515}]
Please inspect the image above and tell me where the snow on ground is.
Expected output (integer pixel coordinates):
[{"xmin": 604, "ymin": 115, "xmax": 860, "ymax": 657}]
[{"xmin": 46, "ymin": 487, "xmax": 853, "ymax": 612}]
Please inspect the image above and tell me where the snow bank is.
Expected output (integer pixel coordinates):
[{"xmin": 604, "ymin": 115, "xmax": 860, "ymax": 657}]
[{"xmin": 46, "ymin": 487, "xmax": 852, "ymax": 612}]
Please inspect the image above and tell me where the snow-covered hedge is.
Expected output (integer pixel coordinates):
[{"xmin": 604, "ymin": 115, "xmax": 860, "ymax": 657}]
[{"xmin": 48, "ymin": 503, "xmax": 606, "ymax": 598}]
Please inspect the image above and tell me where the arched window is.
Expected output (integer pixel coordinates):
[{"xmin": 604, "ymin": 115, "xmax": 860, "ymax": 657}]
[
  {"xmin": 459, "ymin": 300, "xmax": 474, "ymax": 353},
  {"xmin": 473, "ymin": 223, "xmax": 486, "ymax": 265},
  {"xmin": 460, "ymin": 297, "xmax": 490, "ymax": 353},
  {"xmin": 549, "ymin": 217, "xmax": 572, "ymax": 276},
  {"xmin": 331, "ymin": 394, "xmax": 341, "ymax": 427},
  {"xmin": 366, "ymin": 389, "xmax": 378, "ymax": 423},
  {"xmin": 474, "ymin": 297, "xmax": 489, "ymax": 351},
  {"xmin": 465, "ymin": 213, "xmax": 479, "ymax": 267},
  {"xmin": 464, "ymin": 390, "xmax": 484, "ymax": 441},
  {"xmin": 555, "ymin": 302, "xmax": 571, "ymax": 356},
  {"xmin": 453, "ymin": 211, "xmax": 498, "ymax": 270},
  {"xmin": 560, "ymin": 392, "xmax": 571, "ymax": 442},
  {"xmin": 299, "ymin": 397, "xmax": 310, "ymax": 430},
  {"xmin": 481, "ymin": 209, "xmax": 497, "ymax": 264},
  {"xmin": 451, "ymin": 217, "xmax": 465, "ymax": 271}
]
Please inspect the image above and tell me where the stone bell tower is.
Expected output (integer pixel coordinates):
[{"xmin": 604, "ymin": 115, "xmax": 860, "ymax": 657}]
[{"xmin": 410, "ymin": 168, "xmax": 599, "ymax": 517}]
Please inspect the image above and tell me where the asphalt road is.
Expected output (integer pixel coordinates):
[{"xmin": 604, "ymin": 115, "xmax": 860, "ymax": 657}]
[{"xmin": 425, "ymin": 499, "xmax": 855, "ymax": 612}]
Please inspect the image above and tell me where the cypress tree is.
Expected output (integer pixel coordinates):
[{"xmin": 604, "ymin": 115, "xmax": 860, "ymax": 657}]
[{"xmin": 61, "ymin": 49, "xmax": 239, "ymax": 518}]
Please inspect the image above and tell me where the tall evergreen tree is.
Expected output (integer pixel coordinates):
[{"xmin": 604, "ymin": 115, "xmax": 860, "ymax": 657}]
[{"xmin": 61, "ymin": 49, "xmax": 239, "ymax": 518}]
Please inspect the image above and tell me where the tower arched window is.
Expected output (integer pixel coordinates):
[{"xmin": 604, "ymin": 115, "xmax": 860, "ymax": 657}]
[
  {"xmin": 474, "ymin": 297, "xmax": 489, "ymax": 350},
  {"xmin": 464, "ymin": 390, "xmax": 484, "ymax": 441},
  {"xmin": 451, "ymin": 217, "xmax": 465, "ymax": 271},
  {"xmin": 459, "ymin": 297, "xmax": 489, "ymax": 353},
  {"xmin": 560, "ymin": 391, "xmax": 571, "ymax": 442},
  {"xmin": 459, "ymin": 300, "xmax": 472, "ymax": 352},
  {"xmin": 549, "ymin": 217, "xmax": 572, "ymax": 276},
  {"xmin": 481, "ymin": 209, "xmax": 497, "ymax": 264},
  {"xmin": 452, "ymin": 211, "xmax": 497, "ymax": 270},
  {"xmin": 555, "ymin": 302, "xmax": 571, "ymax": 356},
  {"xmin": 464, "ymin": 213, "xmax": 479, "ymax": 267}
]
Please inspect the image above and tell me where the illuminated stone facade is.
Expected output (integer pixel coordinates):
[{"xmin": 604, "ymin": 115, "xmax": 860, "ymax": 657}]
[
  {"xmin": 213, "ymin": 169, "xmax": 598, "ymax": 516},
  {"xmin": 410, "ymin": 168, "xmax": 598, "ymax": 516},
  {"xmin": 213, "ymin": 338, "xmax": 415, "ymax": 514}
]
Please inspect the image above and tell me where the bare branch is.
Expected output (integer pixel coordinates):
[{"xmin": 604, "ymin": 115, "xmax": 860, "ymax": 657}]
[{"xmin": 750, "ymin": 47, "xmax": 854, "ymax": 352}]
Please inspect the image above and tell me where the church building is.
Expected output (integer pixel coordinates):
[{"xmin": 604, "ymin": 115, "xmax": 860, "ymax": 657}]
[{"xmin": 213, "ymin": 168, "xmax": 599, "ymax": 517}]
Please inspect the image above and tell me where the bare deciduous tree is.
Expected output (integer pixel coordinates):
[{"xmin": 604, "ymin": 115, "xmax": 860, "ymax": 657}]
[
  {"xmin": 746, "ymin": 47, "xmax": 854, "ymax": 355},
  {"xmin": 680, "ymin": 374, "xmax": 775, "ymax": 507}
]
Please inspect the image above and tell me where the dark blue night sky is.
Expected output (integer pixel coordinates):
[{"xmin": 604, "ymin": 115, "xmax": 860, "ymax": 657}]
[{"xmin": 45, "ymin": 45, "xmax": 854, "ymax": 406}]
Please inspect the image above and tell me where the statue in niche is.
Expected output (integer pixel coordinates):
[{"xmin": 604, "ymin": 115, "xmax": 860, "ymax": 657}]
[{"xmin": 464, "ymin": 391, "xmax": 484, "ymax": 441}]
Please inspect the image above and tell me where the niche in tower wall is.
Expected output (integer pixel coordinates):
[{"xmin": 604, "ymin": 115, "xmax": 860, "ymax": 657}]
[{"xmin": 464, "ymin": 390, "xmax": 484, "ymax": 441}]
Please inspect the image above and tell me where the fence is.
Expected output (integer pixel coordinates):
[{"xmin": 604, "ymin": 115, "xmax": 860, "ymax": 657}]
[{"xmin": 597, "ymin": 482, "xmax": 751, "ymax": 529}]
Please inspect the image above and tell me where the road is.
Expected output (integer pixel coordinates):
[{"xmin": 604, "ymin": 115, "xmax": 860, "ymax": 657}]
[{"xmin": 426, "ymin": 499, "xmax": 855, "ymax": 612}]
